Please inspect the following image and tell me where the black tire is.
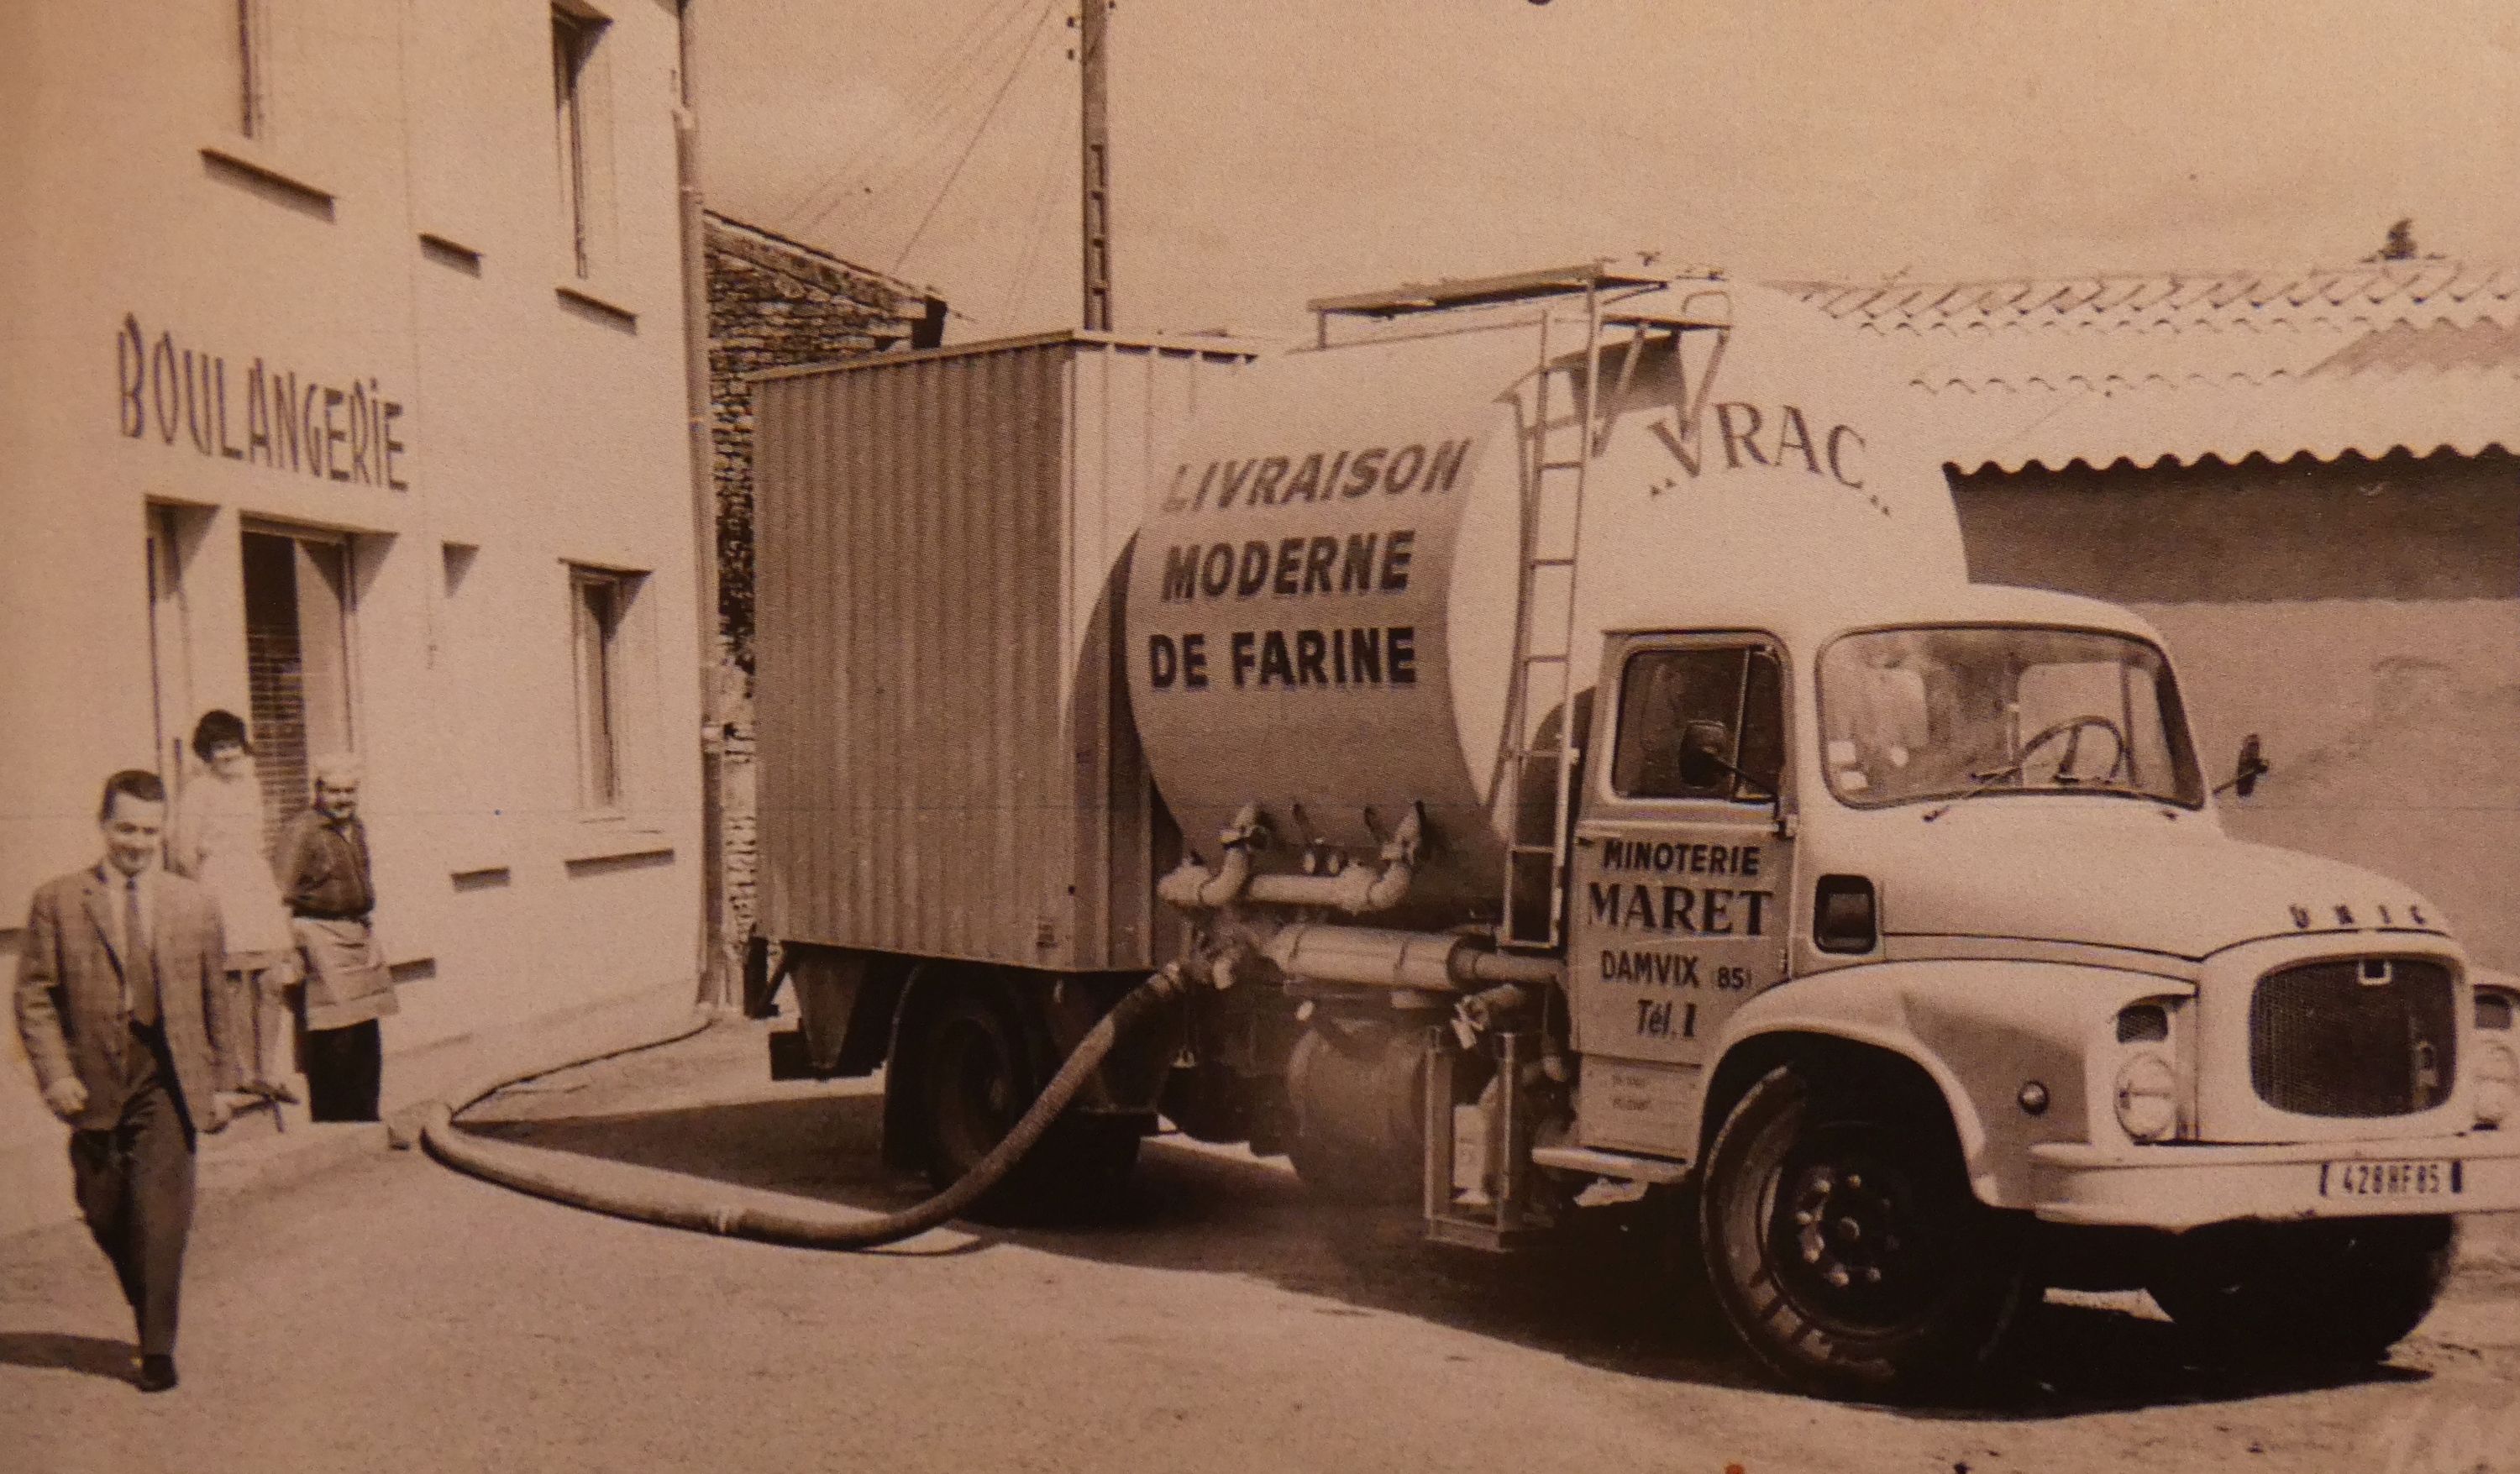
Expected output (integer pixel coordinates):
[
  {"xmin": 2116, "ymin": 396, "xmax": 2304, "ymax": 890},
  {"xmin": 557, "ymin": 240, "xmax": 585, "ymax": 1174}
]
[
  {"xmin": 916, "ymin": 990, "xmax": 1140, "ymax": 1222},
  {"xmin": 2148, "ymin": 1215, "xmax": 2456, "ymax": 1366},
  {"xmin": 1698, "ymin": 1064, "xmax": 2034, "ymax": 1400}
]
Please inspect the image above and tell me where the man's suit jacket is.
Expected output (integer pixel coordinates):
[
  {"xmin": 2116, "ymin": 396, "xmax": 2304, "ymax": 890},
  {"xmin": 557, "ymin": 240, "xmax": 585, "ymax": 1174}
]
[{"xmin": 15, "ymin": 865, "xmax": 229, "ymax": 1131}]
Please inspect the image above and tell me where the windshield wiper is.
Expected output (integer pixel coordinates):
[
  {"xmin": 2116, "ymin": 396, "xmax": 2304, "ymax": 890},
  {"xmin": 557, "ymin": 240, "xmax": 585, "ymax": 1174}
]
[
  {"xmin": 1920, "ymin": 716, "xmax": 2131, "ymax": 821},
  {"xmin": 1919, "ymin": 766, "xmax": 2021, "ymax": 823}
]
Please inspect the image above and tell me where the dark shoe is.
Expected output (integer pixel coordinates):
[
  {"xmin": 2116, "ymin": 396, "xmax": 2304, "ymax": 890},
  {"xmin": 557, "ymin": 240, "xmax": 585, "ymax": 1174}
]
[{"xmin": 136, "ymin": 1355, "xmax": 177, "ymax": 1393}]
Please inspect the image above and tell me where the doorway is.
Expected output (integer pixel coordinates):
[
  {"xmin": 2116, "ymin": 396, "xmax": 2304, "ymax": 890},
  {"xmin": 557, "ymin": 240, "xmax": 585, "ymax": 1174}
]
[{"xmin": 241, "ymin": 527, "xmax": 356, "ymax": 852}]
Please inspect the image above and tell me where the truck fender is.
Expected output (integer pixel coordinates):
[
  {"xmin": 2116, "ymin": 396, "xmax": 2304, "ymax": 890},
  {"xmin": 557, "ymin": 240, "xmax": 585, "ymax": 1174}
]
[{"xmin": 1705, "ymin": 960, "xmax": 2194, "ymax": 1209}]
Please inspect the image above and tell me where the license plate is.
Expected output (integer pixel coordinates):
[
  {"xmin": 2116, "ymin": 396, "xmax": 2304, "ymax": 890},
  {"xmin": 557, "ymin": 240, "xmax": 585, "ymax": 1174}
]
[{"xmin": 2318, "ymin": 1158, "xmax": 2461, "ymax": 1199}]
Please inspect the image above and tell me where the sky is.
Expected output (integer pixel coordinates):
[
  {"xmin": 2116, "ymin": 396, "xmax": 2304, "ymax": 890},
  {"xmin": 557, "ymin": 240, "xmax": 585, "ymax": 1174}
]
[{"xmin": 696, "ymin": 0, "xmax": 2520, "ymax": 344}]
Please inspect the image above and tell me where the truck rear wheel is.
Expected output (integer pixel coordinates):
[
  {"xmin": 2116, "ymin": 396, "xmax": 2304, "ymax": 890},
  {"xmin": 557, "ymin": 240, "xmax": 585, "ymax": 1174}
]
[
  {"xmin": 2147, "ymin": 1215, "xmax": 2456, "ymax": 1366},
  {"xmin": 1699, "ymin": 1064, "xmax": 2034, "ymax": 1400},
  {"xmin": 916, "ymin": 990, "xmax": 1139, "ymax": 1221}
]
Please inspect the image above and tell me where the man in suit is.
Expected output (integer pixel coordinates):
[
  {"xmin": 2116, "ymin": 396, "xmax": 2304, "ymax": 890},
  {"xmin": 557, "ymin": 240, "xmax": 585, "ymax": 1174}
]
[{"xmin": 16, "ymin": 769, "xmax": 235, "ymax": 1393}]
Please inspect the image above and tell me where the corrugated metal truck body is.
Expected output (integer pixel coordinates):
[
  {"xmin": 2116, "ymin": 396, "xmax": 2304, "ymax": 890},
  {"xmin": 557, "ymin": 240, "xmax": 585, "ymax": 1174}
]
[{"xmin": 751, "ymin": 333, "xmax": 1248, "ymax": 973}]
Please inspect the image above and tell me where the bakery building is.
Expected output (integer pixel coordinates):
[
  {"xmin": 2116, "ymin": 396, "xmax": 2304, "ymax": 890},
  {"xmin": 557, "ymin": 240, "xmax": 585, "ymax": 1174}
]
[{"xmin": 1, "ymin": 0, "xmax": 708, "ymax": 1221}]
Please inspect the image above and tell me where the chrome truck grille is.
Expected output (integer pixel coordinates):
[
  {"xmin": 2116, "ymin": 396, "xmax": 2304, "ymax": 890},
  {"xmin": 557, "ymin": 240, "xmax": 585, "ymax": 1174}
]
[{"xmin": 2249, "ymin": 958, "xmax": 2457, "ymax": 1118}]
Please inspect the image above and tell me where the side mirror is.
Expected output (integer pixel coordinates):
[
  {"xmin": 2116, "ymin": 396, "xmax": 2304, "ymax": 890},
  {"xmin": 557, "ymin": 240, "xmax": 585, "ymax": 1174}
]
[
  {"xmin": 2229, "ymin": 732, "xmax": 2269, "ymax": 799},
  {"xmin": 1677, "ymin": 720, "xmax": 1732, "ymax": 790}
]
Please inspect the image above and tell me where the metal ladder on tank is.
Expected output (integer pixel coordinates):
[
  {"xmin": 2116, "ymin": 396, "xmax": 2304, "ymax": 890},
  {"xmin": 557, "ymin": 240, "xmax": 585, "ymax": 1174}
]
[
  {"xmin": 1310, "ymin": 264, "xmax": 1727, "ymax": 1251},
  {"xmin": 1310, "ymin": 262, "xmax": 1695, "ymax": 954},
  {"xmin": 1496, "ymin": 289, "xmax": 1608, "ymax": 953},
  {"xmin": 1491, "ymin": 281, "xmax": 1735, "ymax": 955}
]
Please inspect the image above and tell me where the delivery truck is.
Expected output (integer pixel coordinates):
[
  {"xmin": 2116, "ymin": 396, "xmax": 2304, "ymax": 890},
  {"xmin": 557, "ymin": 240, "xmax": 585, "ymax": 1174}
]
[{"xmin": 743, "ymin": 263, "xmax": 2520, "ymax": 1397}]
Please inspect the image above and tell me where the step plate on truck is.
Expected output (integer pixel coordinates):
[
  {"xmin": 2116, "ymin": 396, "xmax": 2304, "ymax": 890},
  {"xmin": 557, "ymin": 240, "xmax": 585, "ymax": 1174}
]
[{"xmin": 1576, "ymin": 1057, "xmax": 1701, "ymax": 1159}]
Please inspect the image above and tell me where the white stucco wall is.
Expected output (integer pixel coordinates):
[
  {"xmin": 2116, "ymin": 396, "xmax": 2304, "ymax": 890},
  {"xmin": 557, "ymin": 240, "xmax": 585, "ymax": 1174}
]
[{"xmin": 0, "ymin": 0, "xmax": 705, "ymax": 1223}]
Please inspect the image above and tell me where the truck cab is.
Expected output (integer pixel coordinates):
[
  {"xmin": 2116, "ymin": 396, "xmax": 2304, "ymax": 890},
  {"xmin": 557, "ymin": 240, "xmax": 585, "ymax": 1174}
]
[{"xmin": 1546, "ymin": 576, "xmax": 2520, "ymax": 1394}]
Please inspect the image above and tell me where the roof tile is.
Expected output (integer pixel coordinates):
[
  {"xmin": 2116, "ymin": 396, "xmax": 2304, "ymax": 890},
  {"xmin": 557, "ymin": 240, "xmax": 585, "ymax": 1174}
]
[{"xmin": 1777, "ymin": 259, "xmax": 2518, "ymax": 469}]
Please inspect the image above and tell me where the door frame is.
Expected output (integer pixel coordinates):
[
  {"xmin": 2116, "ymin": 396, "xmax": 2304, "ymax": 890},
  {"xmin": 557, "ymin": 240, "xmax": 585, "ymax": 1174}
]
[{"xmin": 1568, "ymin": 627, "xmax": 1798, "ymax": 1062}]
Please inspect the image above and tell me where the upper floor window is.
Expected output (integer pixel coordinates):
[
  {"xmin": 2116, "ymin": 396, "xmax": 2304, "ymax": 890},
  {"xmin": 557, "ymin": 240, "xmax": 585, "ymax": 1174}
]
[
  {"xmin": 551, "ymin": 5, "xmax": 608, "ymax": 278},
  {"xmin": 569, "ymin": 566, "xmax": 640, "ymax": 810},
  {"xmin": 237, "ymin": 0, "xmax": 270, "ymax": 137}
]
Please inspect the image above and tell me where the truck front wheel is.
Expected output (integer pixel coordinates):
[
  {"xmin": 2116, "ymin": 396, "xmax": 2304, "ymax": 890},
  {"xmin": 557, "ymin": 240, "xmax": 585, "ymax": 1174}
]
[
  {"xmin": 2147, "ymin": 1215, "xmax": 2456, "ymax": 1366},
  {"xmin": 916, "ymin": 989, "xmax": 1139, "ymax": 1221},
  {"xmin": 1699, "ymin": 1063, "xmax": 2034, "ymax": 1399}
]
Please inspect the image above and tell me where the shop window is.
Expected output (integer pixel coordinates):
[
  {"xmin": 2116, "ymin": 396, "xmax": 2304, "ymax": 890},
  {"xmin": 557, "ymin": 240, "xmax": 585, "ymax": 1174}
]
[
  {"xmin": 551, "ymin": 5, "xmax": 609, "ymax": 279},
  {"xmin": 570, "ymin": 566, "xmax": 639, "ymax": 811},
  {"xmin": 242, "ymin": 528, "xmax": 355, "ymax": 852}
]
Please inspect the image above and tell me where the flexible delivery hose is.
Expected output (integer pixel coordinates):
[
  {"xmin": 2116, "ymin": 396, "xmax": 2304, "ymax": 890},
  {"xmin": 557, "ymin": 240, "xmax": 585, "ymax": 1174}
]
[{"xmin": 421, "ymin": 966, "xmax": 1189, "ymax": 1250}]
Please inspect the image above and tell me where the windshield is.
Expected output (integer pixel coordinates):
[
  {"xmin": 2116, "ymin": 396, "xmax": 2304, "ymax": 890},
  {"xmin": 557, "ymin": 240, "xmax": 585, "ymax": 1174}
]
[{"xmin": 1818, "ymin": 626, "xmax": 2204, "ymax": 810}]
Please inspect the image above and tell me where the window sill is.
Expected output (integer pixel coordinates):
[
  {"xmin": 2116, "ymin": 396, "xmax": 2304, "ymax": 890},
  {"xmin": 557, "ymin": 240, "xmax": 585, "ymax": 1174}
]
[
  {"xmin": 449, "ymin": 863, "xmax": 512, "ymax": 894},
  {"xmin": 554, "ymin": 281, "xmax": 638, "ymax": 331},
  {"xmin": 199, "ymin": 142, "xmax": 335, "ymax": 220},
  {"xmin": 419, "ymin": 232, "xmax": 484, "ymax": 275},
  {"xmin": 563, "ymin": 822, "xmax": 673, "ymax": 867}
]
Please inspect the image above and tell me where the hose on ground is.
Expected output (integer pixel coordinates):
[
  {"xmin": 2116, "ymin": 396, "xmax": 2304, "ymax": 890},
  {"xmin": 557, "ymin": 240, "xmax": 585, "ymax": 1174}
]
[{"xmin": 420, "ymin": 966, "xmax": 1189, "ymax": 1250}]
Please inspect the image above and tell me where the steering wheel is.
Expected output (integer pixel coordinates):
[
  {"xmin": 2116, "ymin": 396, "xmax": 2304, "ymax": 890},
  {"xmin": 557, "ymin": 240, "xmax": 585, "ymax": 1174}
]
[{"xmin": 2012, "ymin": 715, "xmax": 2130, "ymax": 787}]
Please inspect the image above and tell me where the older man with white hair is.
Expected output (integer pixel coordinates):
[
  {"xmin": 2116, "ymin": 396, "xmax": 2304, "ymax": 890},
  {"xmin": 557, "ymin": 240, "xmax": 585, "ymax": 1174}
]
[{"xmin": 274, "ymin": 754, "xmax": 397, "ymax": 1121}]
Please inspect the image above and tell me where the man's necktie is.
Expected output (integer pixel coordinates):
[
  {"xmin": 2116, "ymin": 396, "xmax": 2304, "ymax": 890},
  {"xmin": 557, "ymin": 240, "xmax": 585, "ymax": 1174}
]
[{"xmin": 124, "ymin": 876, "xmax": 159, "ymax": 1028}]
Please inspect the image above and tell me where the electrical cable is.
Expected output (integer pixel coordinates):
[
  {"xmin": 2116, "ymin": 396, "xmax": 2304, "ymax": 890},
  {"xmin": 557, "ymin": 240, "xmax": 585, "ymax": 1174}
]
[
  {"xmin": 995, "ymin": 79, "xmax": 1074, "ymax": 329},
  {"xmin": 808, "ymin": 0, "xmax": 1046, "ymax": 249},
  {"xmin": 782, "ymin": 0, "xmax": 1045, "ymax": 239},
  {"xmin": 772, "ymin": 0, "xmax": 1034, "ymax": 232},
  {"xmin": 891, "ymin": 0, "xmax": 1060, "ymax": 275}
]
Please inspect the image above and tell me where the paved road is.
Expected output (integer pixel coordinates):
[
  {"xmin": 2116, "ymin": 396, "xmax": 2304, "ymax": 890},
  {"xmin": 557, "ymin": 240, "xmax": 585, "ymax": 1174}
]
[{"xmin": 4, "ymin": 1018, "xmax": 2517, "ymax": 1474}]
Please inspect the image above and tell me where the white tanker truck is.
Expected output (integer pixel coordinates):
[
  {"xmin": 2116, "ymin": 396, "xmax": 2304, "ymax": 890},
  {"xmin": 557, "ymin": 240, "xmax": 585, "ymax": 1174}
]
[{"xmin": 744, "ymin": 264, "xmax": 2520, "ymax": 1397}]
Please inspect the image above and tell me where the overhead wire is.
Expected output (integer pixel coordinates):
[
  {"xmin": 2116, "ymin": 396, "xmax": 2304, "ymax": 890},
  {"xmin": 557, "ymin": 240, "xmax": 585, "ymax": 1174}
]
[
  {"xmin": 996, "ymin": 60, "xmax": 1074, "ymax": 330},
  {"xmin": 890, "ymin": 0, "xmax": 1060, "ymax": 275},
  {"xmin": 782, "ymin": 0, "xmax": 1046, "ymax": 239},
  {"xmin": 816, "ymin": 3, "xmax": 1045, "ymax": 248},
  {"xmin": 771, "ymin": 0, "xmax": 1032, "ymax": 233}
]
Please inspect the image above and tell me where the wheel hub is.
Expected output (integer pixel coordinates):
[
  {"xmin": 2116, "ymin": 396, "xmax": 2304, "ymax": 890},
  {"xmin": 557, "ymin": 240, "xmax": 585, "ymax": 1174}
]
[
  {"xmin": 1766, "ymin": 1143, "xmax": 1954, "ymax": 1335},
  {"xmin": 1788, "ymin": 1165, "xmax": 1901, "ymax": 1290}
]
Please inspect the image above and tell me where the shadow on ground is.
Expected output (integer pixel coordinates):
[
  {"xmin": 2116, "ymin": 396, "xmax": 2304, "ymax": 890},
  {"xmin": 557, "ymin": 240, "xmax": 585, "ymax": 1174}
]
[
  {"xmin": 0, "ymin": 1331, "xmax": 134, "ymax": 1385},
  {"xmin": 450, "ymin": 1086, "xmax": 2429, "ymax": 1416}
]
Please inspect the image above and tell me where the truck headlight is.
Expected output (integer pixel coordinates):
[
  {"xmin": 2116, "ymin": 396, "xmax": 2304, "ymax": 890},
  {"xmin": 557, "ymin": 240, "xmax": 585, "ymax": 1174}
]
[
  {"xmin": 2114, "ymin": 1051, "xmax": 2179, "ymax": 1142},
  {"xmin": 2475, "ymin": 1041, "xmax": 2518, "ymax": 1128}
]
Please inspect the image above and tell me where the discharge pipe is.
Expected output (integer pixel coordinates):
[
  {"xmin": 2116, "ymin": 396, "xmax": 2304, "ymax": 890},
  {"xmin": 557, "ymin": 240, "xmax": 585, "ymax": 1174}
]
[
  {"xmin": 1157, "ymin": 803, "xmax": 1424, "ymax": 915},
  {"xmin": 421, "ymin": 966, "xmax": 1190, "ymax": 1251},
  {"xmin": 1261, "ymin": 923, "xmax": 1563, "ymax": 993}
]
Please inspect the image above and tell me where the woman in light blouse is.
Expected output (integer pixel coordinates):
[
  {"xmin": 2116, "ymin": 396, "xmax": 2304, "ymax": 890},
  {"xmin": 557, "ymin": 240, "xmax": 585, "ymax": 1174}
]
[{"xmin": 168, "ymin": 710, "xmax": 302, "ymax": 1102}]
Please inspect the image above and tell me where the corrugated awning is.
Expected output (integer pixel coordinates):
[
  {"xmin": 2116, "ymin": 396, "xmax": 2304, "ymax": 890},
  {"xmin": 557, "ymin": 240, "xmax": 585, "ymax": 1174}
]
[{"xmin": 1781, "ymin": 264, "xmax": 2520, "ymax": 472}]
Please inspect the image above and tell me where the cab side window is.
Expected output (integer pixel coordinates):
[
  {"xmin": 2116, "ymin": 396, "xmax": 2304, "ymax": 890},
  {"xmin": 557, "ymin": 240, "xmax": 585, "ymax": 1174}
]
[{"xmin": 1611, "ymin": 644, "xmax": 1784, "ymax": 801}]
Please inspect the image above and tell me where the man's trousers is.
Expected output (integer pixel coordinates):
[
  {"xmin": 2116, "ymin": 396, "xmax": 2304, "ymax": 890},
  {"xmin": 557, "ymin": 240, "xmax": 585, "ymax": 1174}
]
[
  {"xmin": 303, "ymin": 1018, "xmax": 382, "ymax": 1122},
  {"xmin": 67, "ymin": 1026, "xmax": 197, "ymax": 1358}
]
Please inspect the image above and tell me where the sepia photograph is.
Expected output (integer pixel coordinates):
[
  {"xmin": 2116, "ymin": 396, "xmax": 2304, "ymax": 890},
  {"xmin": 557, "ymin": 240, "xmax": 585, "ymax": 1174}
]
[{"xmin": 3, "ymin": 3, "xmax": 2516, "ymax": 1470}]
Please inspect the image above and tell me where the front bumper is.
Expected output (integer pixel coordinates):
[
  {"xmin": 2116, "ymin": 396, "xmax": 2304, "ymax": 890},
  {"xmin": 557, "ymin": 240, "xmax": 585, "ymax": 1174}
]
[{"xmin": 2027, "ymin": 1130, "xmax": 2520, "ymax": 1229}]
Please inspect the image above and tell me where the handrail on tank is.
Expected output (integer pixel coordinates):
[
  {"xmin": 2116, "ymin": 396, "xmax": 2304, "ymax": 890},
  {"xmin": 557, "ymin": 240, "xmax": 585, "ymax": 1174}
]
[{"xmin": 1306, "ymin": 260, "xmax": 1719, "ymax": 348}]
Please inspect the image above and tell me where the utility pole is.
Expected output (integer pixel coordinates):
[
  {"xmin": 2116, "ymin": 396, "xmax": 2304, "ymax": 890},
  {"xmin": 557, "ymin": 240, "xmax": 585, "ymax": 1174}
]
[{"xmin": 1079, "ymin": 0, "xmax": 1112, "ymax": 330}]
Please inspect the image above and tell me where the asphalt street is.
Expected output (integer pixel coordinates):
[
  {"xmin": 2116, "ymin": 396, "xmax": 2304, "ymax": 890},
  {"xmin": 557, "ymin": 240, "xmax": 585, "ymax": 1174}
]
[{"xmin": 4, "ymin": 1016, "xmax": 2517, "ymax": 1474}]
